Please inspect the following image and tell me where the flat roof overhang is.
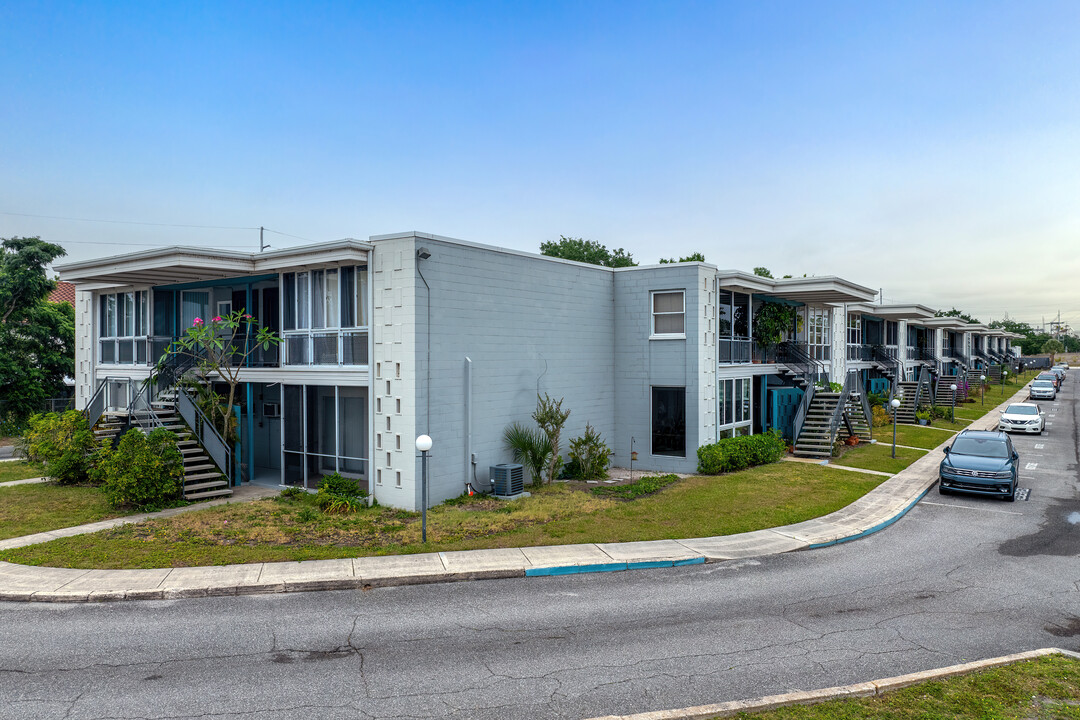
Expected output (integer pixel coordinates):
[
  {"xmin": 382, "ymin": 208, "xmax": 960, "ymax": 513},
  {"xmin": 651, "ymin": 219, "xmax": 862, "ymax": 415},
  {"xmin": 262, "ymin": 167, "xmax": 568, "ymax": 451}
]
[
  {"xmin": 848, "ymin": 302, "xmax": 937, "ymax": 321},
  {"xmin": 716, "ymin": 270, "xmax": 775, "ymax": 295},
  {"xmin": 715, "ymin": 272, "xmax": 877, "ymax": 304},
  {"xmin": 56, "ymin": 239, "xmax": 371, "ymax": 290},
  {"xmin": 767, "ymin": 276, "xmax": 877, "ymax": 305},
  {"xmin": 922, "ymin": 317, "xmax": 976, "ymax": 331}
]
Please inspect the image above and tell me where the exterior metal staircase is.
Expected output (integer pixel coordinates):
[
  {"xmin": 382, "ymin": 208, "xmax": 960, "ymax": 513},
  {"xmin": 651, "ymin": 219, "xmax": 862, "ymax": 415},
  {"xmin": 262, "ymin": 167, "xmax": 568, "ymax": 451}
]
[
  {"xmin": 934, "ymin": 375, "xmax": 968, "ymax": 405},
  {"xmin": 793, "ymin": 391, "xmax": 842, "ymax": 458},
  {"xmin": 84, "ymin": 347, "xmax": 233, "ymax": 502}
]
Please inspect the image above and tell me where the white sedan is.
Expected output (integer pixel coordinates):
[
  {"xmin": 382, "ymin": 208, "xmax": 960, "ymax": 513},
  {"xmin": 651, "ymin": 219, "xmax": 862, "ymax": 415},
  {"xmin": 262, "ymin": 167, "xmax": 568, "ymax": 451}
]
[{"xmin": 998, "ymin": 402, "xmax": 1046, "ymax": 434}]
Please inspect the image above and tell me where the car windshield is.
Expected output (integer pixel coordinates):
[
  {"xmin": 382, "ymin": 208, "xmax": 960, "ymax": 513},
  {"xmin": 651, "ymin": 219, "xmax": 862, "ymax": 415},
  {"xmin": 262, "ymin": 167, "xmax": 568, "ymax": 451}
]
[
  {"xmin": 1006, "ymin": 405, "xmax": 1038, "ymax": 415},
  {"xmin": 951, "ymin": 436, "xmax": 1010, "ymax": 458}
]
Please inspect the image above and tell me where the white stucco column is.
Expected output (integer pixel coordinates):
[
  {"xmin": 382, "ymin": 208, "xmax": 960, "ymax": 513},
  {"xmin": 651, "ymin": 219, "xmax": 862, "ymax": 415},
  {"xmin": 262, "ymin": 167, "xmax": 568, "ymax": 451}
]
[
  {"xmin": 830, "ymin": 305, "xmax": 846, "ymax": 382},
  {"xmin": 933, "ymin": 328, "xmax": 944, "ymax": 373},
  {"xmin": 897, "ymin": 320, "xmax": 908, "ymax": 362}
]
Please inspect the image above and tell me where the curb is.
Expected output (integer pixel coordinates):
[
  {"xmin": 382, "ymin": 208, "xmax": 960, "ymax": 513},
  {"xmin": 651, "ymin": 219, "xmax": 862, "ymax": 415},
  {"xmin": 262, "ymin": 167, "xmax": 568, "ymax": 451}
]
[
  {"xmin": 582, "ymin": 647, "xmax": 1080, "ymax": 720},
  {"xmin": 0, "ymin": 385, "xmax": 1034, "ymax": 603}
]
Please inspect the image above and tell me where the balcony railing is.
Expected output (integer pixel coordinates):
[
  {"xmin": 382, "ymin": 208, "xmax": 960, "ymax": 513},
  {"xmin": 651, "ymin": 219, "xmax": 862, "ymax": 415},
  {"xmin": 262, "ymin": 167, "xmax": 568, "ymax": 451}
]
[{"xmin": 718, "ymin": 338, "xmax": 753, "ymax": 364}]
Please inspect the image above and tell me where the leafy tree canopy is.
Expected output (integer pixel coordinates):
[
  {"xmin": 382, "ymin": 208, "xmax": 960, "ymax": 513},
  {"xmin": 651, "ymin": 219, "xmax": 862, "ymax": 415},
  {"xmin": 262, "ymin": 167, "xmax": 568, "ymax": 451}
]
[
  {"xmin": 935, "ymin": 307, "xmax": 980, "ymax": 324},
  {"xmin": 0, "ymin": 237, "xmax": 73, "ymax": 424},
  {"xmin": 988, "ymin": 318, "xmax": 1035, "ymax": 336},
  {"xmin": 753, "ymin": 267, "xmax": 774, "ymax": 278},
  {"xmin": 539, "ymin": 236, "xmax": 637, "ymax": 268},
  {"xmin": 659, "ymin": 252, "xmax": 706, "ymax": 264}
]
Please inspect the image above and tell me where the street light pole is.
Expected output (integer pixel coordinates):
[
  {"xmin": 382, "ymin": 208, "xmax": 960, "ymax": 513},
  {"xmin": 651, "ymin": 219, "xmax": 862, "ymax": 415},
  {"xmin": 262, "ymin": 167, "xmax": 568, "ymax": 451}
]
[
  {"xmin": 1002, "ymin": 370, "xmax": 1008, "ymax": 396},
  {"xmin": 950, "ymin": 383, "xmax": 958, "ymax": 423},
  {"xmin": 415, "ymin": 435, "xmax": 433, "ymax": 543},
  {"xmin": 980, "ymin": 374, "xmax": 986, "ymax": 405},
  {"xmin": 890, "ymin": 397, "xmax": 901, "ymax": 459}
]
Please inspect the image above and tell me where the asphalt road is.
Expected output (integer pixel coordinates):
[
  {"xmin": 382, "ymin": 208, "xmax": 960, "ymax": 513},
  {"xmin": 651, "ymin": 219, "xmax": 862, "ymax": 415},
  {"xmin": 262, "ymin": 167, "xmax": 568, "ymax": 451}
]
[{"xmin": 2, "ymin": 378, "xmax": 1078, "ymax": 720}]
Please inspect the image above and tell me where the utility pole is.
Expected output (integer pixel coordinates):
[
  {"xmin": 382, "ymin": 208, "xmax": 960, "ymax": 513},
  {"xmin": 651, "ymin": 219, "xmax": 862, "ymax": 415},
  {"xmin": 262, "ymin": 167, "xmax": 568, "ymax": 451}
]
[{"xmin": 259, "ymin": 226, "xmax": 269, "ymax": 252}]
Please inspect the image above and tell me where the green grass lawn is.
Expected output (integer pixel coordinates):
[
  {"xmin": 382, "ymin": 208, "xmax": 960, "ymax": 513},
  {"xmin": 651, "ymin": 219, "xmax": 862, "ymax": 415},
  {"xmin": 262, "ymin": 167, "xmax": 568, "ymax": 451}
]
[
  {"xmin": 0, "ymin": 483, "xmax": 131, "ymax": 540},
  {"xmin": 0, "ymin": 462, "xmax": 886, "ymax": 569},
  {"xmin": 832, "ymin": 442, "xmax": 927, "ymax": 474},
  {"xmin": 720, "ymin": 655, "xmax": 1080, "ymax": 719},
  {"xmin": 871, "ymin": 424, "xmax": 956, "ymax": 450},
  {"xmin": 0, "ymin": 460, "xmax": 46, "ymax": 484}
]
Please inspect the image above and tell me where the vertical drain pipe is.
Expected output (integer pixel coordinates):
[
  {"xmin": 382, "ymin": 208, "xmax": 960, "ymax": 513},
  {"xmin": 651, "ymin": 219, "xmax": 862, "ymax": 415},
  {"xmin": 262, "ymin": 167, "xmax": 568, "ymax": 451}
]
[{"xmin": 464, "ymin": 357, "xmax": 472, "ymax": 492}]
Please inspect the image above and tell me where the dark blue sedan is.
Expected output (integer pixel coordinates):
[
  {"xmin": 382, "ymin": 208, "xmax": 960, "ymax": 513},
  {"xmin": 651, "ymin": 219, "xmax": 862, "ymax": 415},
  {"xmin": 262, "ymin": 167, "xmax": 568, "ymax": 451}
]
[{"xmin": 939, "ymin": 430, "xmax": 1019, "ymax": 502}]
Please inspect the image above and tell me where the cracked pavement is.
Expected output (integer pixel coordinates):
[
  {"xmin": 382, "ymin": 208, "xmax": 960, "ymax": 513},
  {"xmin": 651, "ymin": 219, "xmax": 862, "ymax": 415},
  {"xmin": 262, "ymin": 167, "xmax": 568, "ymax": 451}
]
[{"xmin": 1, "ymin": 376, "xmax": 1078, "ymax": 719}]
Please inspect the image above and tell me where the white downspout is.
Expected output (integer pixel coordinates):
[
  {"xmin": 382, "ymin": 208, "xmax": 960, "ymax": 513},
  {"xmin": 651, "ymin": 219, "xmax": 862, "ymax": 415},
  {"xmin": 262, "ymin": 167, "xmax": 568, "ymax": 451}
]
[{"xmin": 464, "ymin": 356, "xmax": 473, "ymax": 492}]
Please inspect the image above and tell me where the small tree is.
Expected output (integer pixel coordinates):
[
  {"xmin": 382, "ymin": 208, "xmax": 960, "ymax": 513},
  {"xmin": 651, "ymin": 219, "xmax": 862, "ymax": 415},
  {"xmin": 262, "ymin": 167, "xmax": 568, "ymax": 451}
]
[
  {"xmin": 1041, "ymin": 338, "xmax": 1065, "ymax": 365},
  {"xmin": 163, "ymin": 309, "xmax": 280, "ymax": 443},
  {"xmin": 533, "ymin": 394, "xmax": 570, "ymax": 484},
  {"xmin": 540, "ymin": 236, "xmax": 637, "ymax": 268},
  {"xmin": 753, "ymin": 266, "xmax": 774, "ymax": 278},
  {"xmin": 503, "ymin": 422, "xmax": 551, "ymax": 487},
  {"xmin": 659, "ymin": 253, "xmax": 706, "ymax": 264}
]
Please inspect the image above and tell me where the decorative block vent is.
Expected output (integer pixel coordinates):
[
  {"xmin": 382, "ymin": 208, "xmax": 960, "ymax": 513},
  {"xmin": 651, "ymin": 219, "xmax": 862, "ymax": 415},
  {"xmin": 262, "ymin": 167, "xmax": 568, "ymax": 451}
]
[{"xmin": 489, "ymin": 464, "xmax": 524, "ymax": 496}]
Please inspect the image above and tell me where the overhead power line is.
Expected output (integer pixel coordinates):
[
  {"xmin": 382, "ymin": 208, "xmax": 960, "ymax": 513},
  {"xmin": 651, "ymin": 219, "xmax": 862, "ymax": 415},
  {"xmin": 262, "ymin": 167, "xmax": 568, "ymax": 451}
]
[{"xmin": 0, "ymin": 210, "xmax": 258, "ymax": 231}]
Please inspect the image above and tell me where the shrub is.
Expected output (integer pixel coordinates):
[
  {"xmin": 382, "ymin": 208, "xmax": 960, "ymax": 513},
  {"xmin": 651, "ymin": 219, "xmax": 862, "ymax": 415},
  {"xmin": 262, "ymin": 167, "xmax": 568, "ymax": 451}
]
[
  {"xmin": 20, "ymin": 411, "xmax": 97, "ymax": 484},
  {"xmin": 871, "ymin": 406, "xmax": 891, "ymax": 428},
  {"xmin": 697, "ymin": 430, "xmax": 786, "ymax": 475},
  {"xmin": 93, "ymin": 428, "xmax": 184, "ymax": 509},
  {"xmin": 315, "ymin": 472, "xmax": 367, "ymax": 514},
  {"xmin": 568, "ymin": 423, "xmax": 612, "ymax": 480},
  {"xmin": 278, "ymin": 486, "xmax": 306, "ymax": 499},
  {"xmin": 503, "ymin": 421, "xmax": 551, "ymax": 487},
  {"xmin": 866, "ymin": 391, "xmax": 888, "ymax": 408}
]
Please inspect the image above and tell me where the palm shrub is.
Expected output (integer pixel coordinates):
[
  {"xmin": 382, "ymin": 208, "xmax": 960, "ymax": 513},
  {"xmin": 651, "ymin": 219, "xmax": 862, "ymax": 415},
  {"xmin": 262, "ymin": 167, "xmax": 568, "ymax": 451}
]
[
  {"xmin": 568, "ymin": 423, "xmax": 612, "ymax": 480},
  {"xmin": 533, "ymin": 394, "xmax": 570, "ymax": 484},
  {"xmin": 19, "ymin": 410, "xmax": 97, "ymax": 484},
  {"xmin": 92, "ymin": 428, "xmax": 184, "ymax": 509},
  {"xmin": 503, "ymin": 422, "xmax": 550, "ymax": 487}
]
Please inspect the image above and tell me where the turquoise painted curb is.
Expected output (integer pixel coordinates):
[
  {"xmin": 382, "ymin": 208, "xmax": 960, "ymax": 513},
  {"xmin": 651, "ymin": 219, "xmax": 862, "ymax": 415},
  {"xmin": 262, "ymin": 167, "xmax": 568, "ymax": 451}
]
[
  {"xmin": 807, "ymin": 485, "xmax": 933, "ymax": 550},
  {"xmin": 526, "ymin": 556, "xmax": 706, "ymax": 577}
]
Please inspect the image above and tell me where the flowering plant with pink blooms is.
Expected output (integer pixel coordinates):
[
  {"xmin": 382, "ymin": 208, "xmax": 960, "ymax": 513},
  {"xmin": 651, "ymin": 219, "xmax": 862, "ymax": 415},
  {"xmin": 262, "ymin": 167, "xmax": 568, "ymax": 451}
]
[{"xmin": 159, "ymin": 308, "xmax": 281, "ymax": 443}]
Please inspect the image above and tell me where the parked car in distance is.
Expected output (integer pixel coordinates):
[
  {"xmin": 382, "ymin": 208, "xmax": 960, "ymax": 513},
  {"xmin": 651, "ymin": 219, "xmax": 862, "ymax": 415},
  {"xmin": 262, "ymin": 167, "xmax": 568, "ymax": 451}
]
[
  {"xmin": 939, "ymin": 430, "xmax": 1019, "ymax": 501},
  {"xmin": 1030, "ymin": 380, "xmax": 1057, "ymax": 400},
  {"xmin": 1036, "ymin": 372, "xmax": 1061, "ymax": 389},
  {"xmin": 998, "ymin": 402, "xmax": 1045, "ymax": 434}
]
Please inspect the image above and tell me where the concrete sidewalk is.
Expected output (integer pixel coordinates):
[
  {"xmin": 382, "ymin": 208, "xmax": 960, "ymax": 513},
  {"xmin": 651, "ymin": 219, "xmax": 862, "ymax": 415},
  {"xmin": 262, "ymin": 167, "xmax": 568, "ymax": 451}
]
[{"xmin": 0, "ymin": 387, "xmax": 1026, "ymax": 603}]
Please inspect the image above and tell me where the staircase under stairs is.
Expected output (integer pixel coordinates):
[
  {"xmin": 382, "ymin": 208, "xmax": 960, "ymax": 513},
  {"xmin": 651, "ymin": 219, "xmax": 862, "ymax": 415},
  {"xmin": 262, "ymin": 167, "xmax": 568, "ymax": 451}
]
[
  {"xmin": 935, "ymin": 376, "xmax": 968, "ymax": 405},
  {"xmin": 987, "ymin": 365, "xmax": 1002, "ymax": 381},
  {"xmin": 843, "ymin": 395, "xmax": 873, "ymax": 441},
  {"xmin": 891, "ymin": 381, "xmax": 920, "ymax": 424},
  {"xmin": 90, "ymin": 396, "xmax": 232, "ymax": 501}
]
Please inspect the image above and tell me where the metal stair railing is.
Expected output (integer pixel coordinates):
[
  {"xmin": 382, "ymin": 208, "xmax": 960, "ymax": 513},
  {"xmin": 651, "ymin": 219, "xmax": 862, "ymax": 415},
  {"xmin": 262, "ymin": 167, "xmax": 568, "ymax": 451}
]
[
  {"xmin": 778, "ymin": 341, "xmax": 827, "ymax": 387},
  {"xmin": 826, "ymin": 371, "xmax": 857, "ymax": 446},
  {"xmin": 83, "ymin": 382, "xmax": 108, "ymax": 431},
  {"xmin": 792, "ymin": 382, "xmax": 816, "ymax": 444},
  {"xmin": 918, "ymin": 346, "xmax": 940, "ymax": 367},
  {"xmin": 856, "ymin": 371, "xmax": 872, "ymax": 431},
  {"xmin": 177, "ymin": 387, "xmax": 232, "ymax": 479}
]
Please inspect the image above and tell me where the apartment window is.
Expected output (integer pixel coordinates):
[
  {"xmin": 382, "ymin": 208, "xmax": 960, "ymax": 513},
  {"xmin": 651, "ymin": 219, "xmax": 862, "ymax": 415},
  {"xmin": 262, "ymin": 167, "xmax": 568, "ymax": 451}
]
[
  {"xmin": 886, "ymin": 321, "xmax": 899, "ymax": 347},
  {"xmin": 847, "ymin": 314, "xmax": 861, "ymax": 345},
  {"xmin": 651, "ymin": 291, "xmax": 685, "ymax": 338},
  {"xmin": 651, "ymin": 386, "xmax": 686, "ymax": 457},
  {"xmin": 718, "ymin": 290, "xmax": 753, "ymax": 363},
  {"xmin": 283, "ymin": 266, "xmax": 368, "ymax": 366},
  {"xmin": 98, "ymin": 291, "xmax": 148, "ymax": 365},
  {"xmin": 717, "ymin": 378, "xmax": 752, "ymax": 439},
  {"xmin": 805, "ymin": 307, "xmax": 831, "ymax": 362},
  {"xmin": 282, "ymin": 385, "xmax": 368, "ymax": 490}
]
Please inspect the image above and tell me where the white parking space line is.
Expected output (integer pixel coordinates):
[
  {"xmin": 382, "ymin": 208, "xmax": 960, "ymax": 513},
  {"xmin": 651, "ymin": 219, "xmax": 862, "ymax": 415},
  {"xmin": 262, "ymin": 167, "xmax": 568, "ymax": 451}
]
[
  {"xmin": 1025, "ymin": 462, "xmax": 1038, "ymax": 469},
  {"xmin": 1035, "ymin": 443, "xmax": 1046, "ymax": 449},
  {"xmin": 922, "ymin": 501, "xmax": 1024, "ymax": 515}
]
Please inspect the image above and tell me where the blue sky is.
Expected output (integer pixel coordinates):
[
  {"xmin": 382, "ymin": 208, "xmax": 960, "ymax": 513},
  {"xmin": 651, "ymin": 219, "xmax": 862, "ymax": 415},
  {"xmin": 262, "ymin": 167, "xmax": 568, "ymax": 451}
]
[{"xmin": 2, "ymin": 1, "xmax": 1078, "ymax": 329}]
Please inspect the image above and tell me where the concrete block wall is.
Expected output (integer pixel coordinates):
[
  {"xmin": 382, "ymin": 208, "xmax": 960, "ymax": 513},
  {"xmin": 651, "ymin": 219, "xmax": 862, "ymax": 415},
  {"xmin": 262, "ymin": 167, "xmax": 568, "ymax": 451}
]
[
  {"xmin": 74, "ymin": 290, "xmax": 94, "ymax": 408},
  {"xmin": 370, "ymin": 237, "xmax": 420, "ymax": 510},
  {"xmin": 377, "ymin": 233, "xmax": 618, "ymax": 509},
  {"xmin": 612, "ymin": 264, "xmax": 703, "ymax": 474}
]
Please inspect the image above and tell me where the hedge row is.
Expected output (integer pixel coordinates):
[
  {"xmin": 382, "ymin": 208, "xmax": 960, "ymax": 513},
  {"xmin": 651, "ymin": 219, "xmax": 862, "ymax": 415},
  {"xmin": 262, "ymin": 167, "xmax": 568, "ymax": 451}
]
[{"xmin": 696, "ymin": 430, "xmax": 786, "ymax": 475}]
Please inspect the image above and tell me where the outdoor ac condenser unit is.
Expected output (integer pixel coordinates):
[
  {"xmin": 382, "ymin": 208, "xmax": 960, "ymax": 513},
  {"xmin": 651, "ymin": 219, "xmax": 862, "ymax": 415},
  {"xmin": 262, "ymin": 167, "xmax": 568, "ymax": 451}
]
[{"xmin": 489, "ymin": 464, "xmax": 524, "ymax": 496}]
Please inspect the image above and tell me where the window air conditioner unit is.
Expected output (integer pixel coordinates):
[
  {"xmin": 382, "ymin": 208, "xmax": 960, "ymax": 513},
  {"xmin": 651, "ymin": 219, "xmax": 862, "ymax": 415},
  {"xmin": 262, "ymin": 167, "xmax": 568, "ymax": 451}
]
[
  {"xmin": 489, "ymin": 464, "xmax": 524, "ymax": 497},
  {"xmin": 263, "ymin": 402, "xmax": 280, "ymax": 418}
]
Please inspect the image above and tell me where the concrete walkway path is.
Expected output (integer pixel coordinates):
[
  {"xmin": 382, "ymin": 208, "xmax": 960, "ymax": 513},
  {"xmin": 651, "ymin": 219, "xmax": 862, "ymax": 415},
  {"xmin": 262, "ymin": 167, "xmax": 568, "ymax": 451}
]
[{"xmin": 0, "ymin": 387, "xmax": 1025, "ymax": 603}]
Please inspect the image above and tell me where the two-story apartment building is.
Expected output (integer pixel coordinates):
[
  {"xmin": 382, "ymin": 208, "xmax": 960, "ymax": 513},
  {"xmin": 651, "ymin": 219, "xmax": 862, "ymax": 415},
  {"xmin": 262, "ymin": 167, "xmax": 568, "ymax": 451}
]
[{"xmin": 58, "ymin": 231, "xmax": 1017, "ymax": 511}]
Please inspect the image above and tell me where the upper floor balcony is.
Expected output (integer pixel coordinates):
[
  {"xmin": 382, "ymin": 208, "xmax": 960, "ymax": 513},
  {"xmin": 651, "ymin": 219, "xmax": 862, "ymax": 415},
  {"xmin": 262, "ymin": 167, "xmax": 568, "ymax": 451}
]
[{"xmin": 57, "ymin": 241, "xmax": 373, "ymax": 372}]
